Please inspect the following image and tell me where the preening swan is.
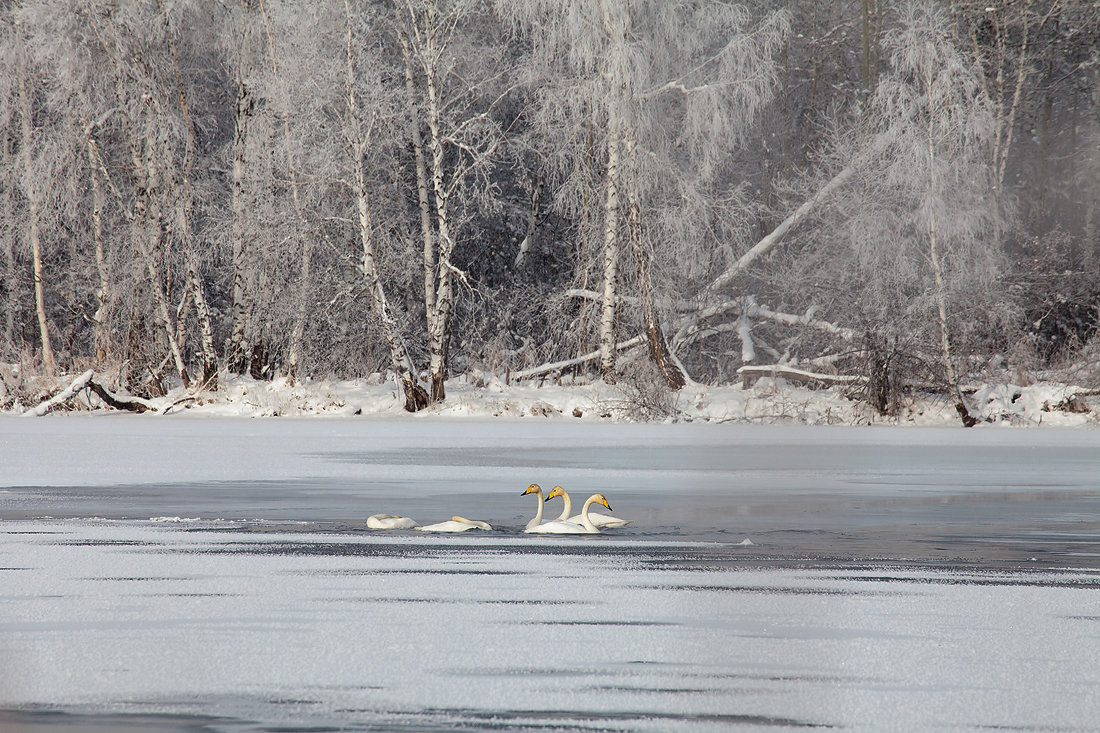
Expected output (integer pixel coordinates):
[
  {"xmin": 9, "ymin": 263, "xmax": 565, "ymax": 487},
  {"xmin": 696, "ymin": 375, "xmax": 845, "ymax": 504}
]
[
  {"xmin": 415, "ymin": 515, "xmax": 492, "ymax": 533},
  {"xmin": 522, "ymin": 483, "xmax": 547, "ymax": 530},
  {"xmin": 366, "ymin": 514, "xmax": 419, "ymax": 530},
  {"xmin": 547, "ymin": 486, "xmax": 631, "ymax": 528},
  {"xmin": 524, "ymin": 493, "xmax": 613, "ymax": 534}
]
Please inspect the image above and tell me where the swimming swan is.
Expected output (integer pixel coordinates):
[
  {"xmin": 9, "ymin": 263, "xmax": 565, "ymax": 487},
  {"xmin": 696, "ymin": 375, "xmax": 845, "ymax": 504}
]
[
  {"xmin": 366, "ymin": 514, "xmax": 419, "ymax": 530},
  {"xmin": 524, "ymin": 493, "xmax": 613, "ymax": 534},
  {"xmin": 547, "ymin": 486, "xmax": 631, "ymax": 528},
  {"xmin": 415, "ymin": 516, "xmax": 492, "ymax": 533},
  {"xmin": 521, "ymin": 483, "xmax": 547, "ymax": 530}
]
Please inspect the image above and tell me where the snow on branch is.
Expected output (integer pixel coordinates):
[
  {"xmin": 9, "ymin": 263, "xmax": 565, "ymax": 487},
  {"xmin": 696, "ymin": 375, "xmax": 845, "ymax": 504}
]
[
  {"xmin": 22, "ymin": 370, "xmax": 96, "ymax": 417},
  {"xmin": 511, "ymin": 334, "xmax": 647, "ymax": 381},
  {"xmin": 672, "ymin": 297, "xmax": 858, "ymax": 351},
  {"xmin": 702, "ymin": 162, "xmax": 857, "ymax": 297},
  {"xmin": 22, "ymin": 370, "xmax": 155, "ymax": 416},
  {"xmin": 737, "ymin": 364, "xmax": 864, "ymax": 389}
]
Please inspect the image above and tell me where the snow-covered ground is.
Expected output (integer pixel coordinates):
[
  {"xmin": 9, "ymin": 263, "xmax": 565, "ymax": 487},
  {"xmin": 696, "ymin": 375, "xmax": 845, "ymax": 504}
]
[{"xmin": 4, "ymin": 367, "xmax": 1100, "ymax": 426}]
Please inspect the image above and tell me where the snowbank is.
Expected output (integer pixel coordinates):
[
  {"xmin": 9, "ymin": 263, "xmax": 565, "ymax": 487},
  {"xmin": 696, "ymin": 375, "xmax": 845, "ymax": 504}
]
[{"xmin": 5, "ymin": 364, "xmax": 1098, "ymax": 427}]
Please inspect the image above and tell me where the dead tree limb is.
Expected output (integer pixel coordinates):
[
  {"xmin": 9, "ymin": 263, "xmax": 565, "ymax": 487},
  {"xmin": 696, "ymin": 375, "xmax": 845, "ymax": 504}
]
[
  {"xmin": 672, "ymin": 297, "xmax": 859, "ymax": 351},
  {"xmin": 512, "ymin": 335, "xmax": 647, "ymax": 381},
  {"xmin": 86, "ymin": 380, "xmax": 154, "ymax": 413},
  {"xmin": 737, "ymin": 364, "xmax": 864, "ymax": 389},
  {"xmin": 22, "ymin": 370, "xmax": 155, "ymax": 416},
  {"xmin": 22, "ymin": 370, "xmax": 96, "ymax": 416}
]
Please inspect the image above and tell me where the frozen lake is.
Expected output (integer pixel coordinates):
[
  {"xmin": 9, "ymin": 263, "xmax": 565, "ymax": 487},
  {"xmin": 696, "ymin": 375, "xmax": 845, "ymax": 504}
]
[{"xmin": 1, "ymin": 416, "xmax": 1099, "ymax": 731}]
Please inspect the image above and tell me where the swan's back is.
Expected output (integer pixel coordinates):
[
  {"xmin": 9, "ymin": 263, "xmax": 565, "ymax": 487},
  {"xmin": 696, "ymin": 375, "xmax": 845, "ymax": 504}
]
[
  {"xmin": 523, "ymin": 518, "xmax": 596, "ymax": 534},
  {"xmin": 367, "ymin": 514, "xmax": 418, "ymax": 530}
]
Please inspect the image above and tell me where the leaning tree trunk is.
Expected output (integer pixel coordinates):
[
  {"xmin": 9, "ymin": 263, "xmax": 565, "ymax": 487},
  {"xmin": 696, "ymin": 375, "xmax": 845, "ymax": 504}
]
[
  {"xmin": 19, "ymin": 39, "xmax": 56, "ymax": 377},
  {"xmin": 344, "ymin": 0, "xmax": 427, "ymax": 412},
  {"xmin": 623, "ymin": 126, "xmax": 684, "ymax": 390}
]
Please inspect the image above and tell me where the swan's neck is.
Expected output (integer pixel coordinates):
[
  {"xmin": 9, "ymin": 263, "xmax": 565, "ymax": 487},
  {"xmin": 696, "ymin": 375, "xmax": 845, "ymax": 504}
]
[
  {"xmin": 578, "ymin": 497, "xmax": 600, "ymax": 532},
  {"xmin": 526, "ymin": 491, "xmax": 544, "ymax": 529},
  {"xmin": 556, "ymin": 490, "xmax": 572, "ymax": 521}
]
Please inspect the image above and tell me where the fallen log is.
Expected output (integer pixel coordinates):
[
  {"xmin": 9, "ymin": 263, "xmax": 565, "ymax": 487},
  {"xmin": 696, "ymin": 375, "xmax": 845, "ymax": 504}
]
[
  {"xmin": 22, "ymin": 370, "xmax": 155, "ymax": 416},
  {"xmin": 737, "ymin": 364, "xmax": 863, "ymax": 390},
  {"xmin": 511, "ymin": 334, "xmax": 647, "ymax": 381},
  {"xmin": 86, "ymin": 380, "xmax": 154, "ymax": 413}
]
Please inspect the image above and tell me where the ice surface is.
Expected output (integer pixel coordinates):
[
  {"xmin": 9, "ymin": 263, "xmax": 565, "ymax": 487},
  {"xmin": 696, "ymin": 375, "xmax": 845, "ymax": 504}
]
[
  {"xmin": 1, "ymin": 417, "xmax": 1099, "ymax": 731},
  {"xmin": 2, "ymin": 416, "xmax": 1098, "ymax": 564},
  {"xmin": 0, "ymin": 521, "xmax": 1098, "ymax": 732}
]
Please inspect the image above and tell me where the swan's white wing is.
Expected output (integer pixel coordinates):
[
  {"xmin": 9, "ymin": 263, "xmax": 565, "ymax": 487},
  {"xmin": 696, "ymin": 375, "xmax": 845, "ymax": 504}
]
[
  {"xmin": 450, "ymin": 516, "xmax": 492, "ymax": 530},
  {"xmin": 367, "ymin": 514, "xmax": 419, "ymax": 530},
  {"xmin": 568, "ymin": 511, "xmax": 630, "ymax": 528},
  {"xmin": 416, "ymin": 520, "xmax": 485, "ymax": 533},
  {"xmin": 524, "ymin": 519, "xmax": 596, "ymax": 534}
]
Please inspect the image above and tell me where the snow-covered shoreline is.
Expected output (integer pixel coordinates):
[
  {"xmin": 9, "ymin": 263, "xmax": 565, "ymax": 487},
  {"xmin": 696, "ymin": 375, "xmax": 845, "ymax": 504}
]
[{"xmin": 4, "ymin": 368, "xmax": 1099, "ymax": 428}]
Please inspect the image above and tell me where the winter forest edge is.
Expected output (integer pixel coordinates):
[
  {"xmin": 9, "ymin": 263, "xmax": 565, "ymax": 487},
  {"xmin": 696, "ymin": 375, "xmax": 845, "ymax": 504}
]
[{"xmin": 1, "ymin": 0, "xmax": 1099, "ymax": 427}]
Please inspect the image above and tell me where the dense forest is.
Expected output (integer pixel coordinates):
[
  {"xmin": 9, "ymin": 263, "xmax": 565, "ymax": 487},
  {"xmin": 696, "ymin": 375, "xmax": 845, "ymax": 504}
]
[{"xmin": 1, "ymin": 0, "xmax": 1098, "ymax": 423}]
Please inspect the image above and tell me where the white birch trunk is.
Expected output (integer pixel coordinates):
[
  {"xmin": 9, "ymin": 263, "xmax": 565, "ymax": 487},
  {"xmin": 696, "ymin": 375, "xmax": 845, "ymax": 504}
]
[
  {"xmin": 424, "ymin": 56, "xmax": 454, "ymax": 402},
  {"xmin": 399, "ymin": 30, "xmax": 437, "ymax": 323},
  {"xmin": 186, "ymin": 255, "xmax": 217, "ymax": 386},
  {"xmin": 2, "ymin": 220, "xmax": 13, "ymax": 355},
  {"xmin": 227, "ymin": 73, "xmax": 253, "ymax": 374},
  {"xmin": 169, "ymin": 49, "xmax": 219, "ymax": 388},
  {"xmin": 89, "ymin": 140, "xmax": 110, "ymax": 366},
  {"xmin": 598, "ymin": 127, "xmax": 621, "ymax": 381},
  {"xmin": 285, "ymin": 235, "xmax": 311, "ymax": 382},
  {"xmin": 514, "ymin": 174, "xmax": 543, "ymax": 268}
]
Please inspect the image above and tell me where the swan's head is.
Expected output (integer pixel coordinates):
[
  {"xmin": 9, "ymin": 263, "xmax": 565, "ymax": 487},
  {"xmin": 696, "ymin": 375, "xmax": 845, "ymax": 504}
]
[
  {"xmin": 593, "ymin": 493, "xmax": 612, "ymax": 510},
  {"xmin": 546, "ymin": 485, "xmax": 566, "ymax": 502},
  {"xmin": 522, "ymin": 483, "xmax": 542, "ymax": 496}
]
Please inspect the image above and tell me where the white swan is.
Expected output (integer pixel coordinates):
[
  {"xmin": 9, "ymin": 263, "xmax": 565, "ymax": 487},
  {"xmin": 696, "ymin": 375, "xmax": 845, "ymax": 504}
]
[
  {"xmin": 415, "ymin": 515, "xmax": 492, "ymax": 533},
  {"xmin": 521, "ymin": 483, "xmax": 547, "ymax": 530},
  {"xmin": 547, "ymin": 486, "xmax": 631, "ymax": 528},
  {"xmin": 524, "ymin": 493, "xmax": 613, "ymax": 534},
  {"xmin": 366, "ymin": 514, "xmax": 419, "ymax": 530}
]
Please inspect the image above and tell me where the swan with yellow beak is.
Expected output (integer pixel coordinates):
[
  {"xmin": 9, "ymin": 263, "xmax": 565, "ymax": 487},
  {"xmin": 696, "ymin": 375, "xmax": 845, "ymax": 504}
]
[{"xmin": 524, "ymin": 490, "xmax": 613, "ymax": 534}]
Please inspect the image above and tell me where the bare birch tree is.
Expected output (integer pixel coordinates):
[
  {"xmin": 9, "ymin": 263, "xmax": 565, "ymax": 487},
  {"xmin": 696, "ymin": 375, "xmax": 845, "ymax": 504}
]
[
  {"xmin": 395, "ymin": 0, "xmax": 512, "ymax": 402},
  {"xmin": 343, "ymin": 0, "xmax": 428, "ymax": 411}
]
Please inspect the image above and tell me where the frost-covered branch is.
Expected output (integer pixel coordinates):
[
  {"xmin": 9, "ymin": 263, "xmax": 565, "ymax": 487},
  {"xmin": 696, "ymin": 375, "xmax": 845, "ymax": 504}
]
[{"xmin": 511, "ymin": 334, "xmax": 647, "ymax": 381}]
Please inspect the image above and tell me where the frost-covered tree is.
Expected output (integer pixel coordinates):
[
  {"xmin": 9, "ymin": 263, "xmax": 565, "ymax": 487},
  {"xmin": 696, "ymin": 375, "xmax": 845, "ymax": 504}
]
[
  {"xmin": 499, "ymin": 0, "xmax": 789, "ymax": 387},
  {"xmin": 872, "ymin": 2, "xmax": 1007, "ymax": 424},
  {"xmin": 395, "ymin": 0, "xmax": 514, "ymax": 402},
  {"xmin": 745, "ymin": 2, "xmax": 1011, "ymax": 420}
]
